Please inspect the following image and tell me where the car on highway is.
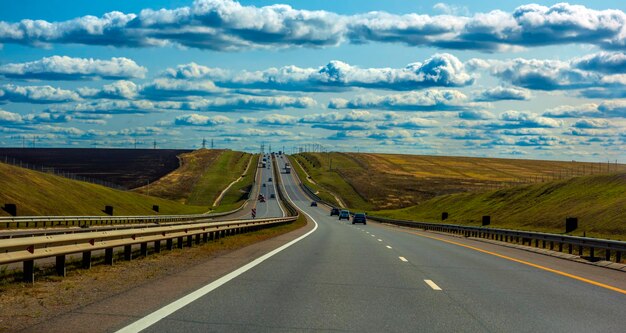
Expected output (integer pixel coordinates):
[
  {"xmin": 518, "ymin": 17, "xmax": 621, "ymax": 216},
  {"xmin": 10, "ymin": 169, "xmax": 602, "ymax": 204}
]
[
  {"xmin": 262, "ymin": 183, "xmax": 266, "ymax": 187},
  {"xmin": 268, "ymin": 177, "xmax": 272, "ymax": 181},
  {"xmin": 330, "ymin": 207, "xmax": 340, "ymax": 216},
  {"xmin": 310, "ymin": 201, "xmax": 317, "ymax": 207},
  {"xmin": 339, "ymin": 210, "xmax": 350, "ymax": 221},
  {"xmin": 352, "ymin": 213, "xmax": 367, "ymax": 225},
  {"xmin": 270, "ymin": 193, "xmax": 276, "ymax": 198}
]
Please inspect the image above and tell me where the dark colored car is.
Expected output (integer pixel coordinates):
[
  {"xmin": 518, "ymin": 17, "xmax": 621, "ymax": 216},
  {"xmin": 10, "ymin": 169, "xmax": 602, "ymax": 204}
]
[
  {"xmin": 352, "ymin": 213, "xmax": 367, "ymax": 225},
  {"xmin": 310, "ymin": 201, "xmax": 317, "ymax": 207},
  {"xmin": 270, "ymin": 193, "xmax": 276, "ymax": 198},
  {"xmin": 330, "ymin": 208, "xmax": 340, "ymax": 216},
  {"xmin": 339, "ymin": 210, "xmax": 350, "ymax": 221},
  {"xmin": 268, "ymin": 177, "xmax": 272, "ymax": 182},
  {"xmin": 262, "ymin": 183, "xmax": 266, "ymax": 187}
]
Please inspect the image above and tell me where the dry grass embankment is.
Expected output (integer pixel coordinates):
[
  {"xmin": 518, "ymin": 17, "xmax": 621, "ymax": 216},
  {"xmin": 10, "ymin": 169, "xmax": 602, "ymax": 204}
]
[
  {"xmin": 376, "ymin": 173, "xmax": 626, "ymax": 240},
  {"xmin": 0, "ymin": 162, "xmax": 207, "ymax": 217},
  {"xmin": 134, "ymin": 149, "xmax": 254, "ymax": 209},
  {"xmin": 292, "ymin": 152, "xmax": 626, "ymax": 211}
]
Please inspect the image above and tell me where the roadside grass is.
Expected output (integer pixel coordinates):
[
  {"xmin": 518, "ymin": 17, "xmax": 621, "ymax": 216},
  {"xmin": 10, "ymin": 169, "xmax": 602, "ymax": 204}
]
[
  {"xmin": 133, "ymin": 149, "xmax": 224, "ymax": 203},
  {"xmin": 187, "ymin": 151, "xmax": 252, "ymax": 206},
  {"xmin": 294, "ymin": 152, "xmax": 626, "ymax": 211},
  {"xmin": 209, "ymin": 154, "xmax": 259, "ymax": 213},
  {"xmin": 290, "ymin": 154, "xmax": 372, "ymax": 210},
  {"xmin": 0, "ymin": 213, "xmax": 307, "ymax": 333},
  {"xmin": 0, "ymin": 162, "xmax": 207, "ymax": 217},
  {"xmin": 375, "ymin": 173, "xmax": 626, "ymax": 240}
]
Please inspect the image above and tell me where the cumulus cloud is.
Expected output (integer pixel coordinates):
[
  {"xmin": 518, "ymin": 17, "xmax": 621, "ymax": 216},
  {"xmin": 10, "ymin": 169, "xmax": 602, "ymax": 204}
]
[
  {"xmin": 474, "ymin": 86, "xmax": 531, "ymax": 101},
  {"xmin": 174, "ymin": 95, "xmax": 316, "ymax": 111},
  {"xmin": 458, "ymin": 110, "xmax": 495, "ymax": 120},
  {"xmin": 173, "ymin": 114, "xmax": 231, "ymax": 126},
  {"xmin": 0, "ymin": 56, "xmax": 146, "ymax": 80},
  {"xmin": 573, "ymin": 52, "xmax": 626, "ymax": 74},
  {"xmin": 1, "ymin": 2, "xmax": 626, "ymax": 52},
  {"xmin": 78, "ymin": 80, "xmax": 139, "ymax": 100},
  {"xmin": 46, "ymin": 100, "xmax": 159, "ymax": 114},
  {"xmin": 572, "ymin": 119, "xmax": 611, "ymax": 129},
  {"xmin": 471, "ymin": 58, "xmax": 597, "ymax": 90},
  {"xmin": 164, "ymin": 54, "xmax": 473, "ymax": 91},
  {"xmin": 300, "ymin": 110, "xmax": 395, "ymax": 124},
  {"xmin": 544, "ymin": 101, "xmax": 626, "ymax": 118},
  {"xmin": 543, "ymin": 103, "xmax": 602, "ymax": 118},
  {"xmin": 0, "ymin": 109, "xmax": 71, "ymax": 127},
  {"xmin": 499, "ymin": 110, "xmax": 561, "ymax": 128},
  {"xmin": 140, "ymin": 79, "xmax": 225, "ymax": 99},
  {"xmin": 377, "ymin": 117, "xmax": 438, "ymax": 130},
  {"xmin": 328, "ymin": 89, "xmax": 472, "ymax": 111},
  {"xmin": 0, "ymin": 84, "xmax": 81, "ymax": 104},
  {"xmin": 471, "ymin": 52, "xmax": 626, "ymax": 91}
]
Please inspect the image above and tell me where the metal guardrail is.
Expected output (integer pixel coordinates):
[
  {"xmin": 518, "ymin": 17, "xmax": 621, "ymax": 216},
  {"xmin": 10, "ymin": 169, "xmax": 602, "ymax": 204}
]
[
  {"xmin": 0, "ymin": 161, "xmax": 301, "ymax": 283},
  {"xmin": 0, "ymin": 198, "xmax": 251, "ymax": 229},
  {"xmin": 285, "ymin": 156, "xmax": 626, "ymax": 265},
  {"xmin": 1, "ymin": 216, "xmax": 297, "ymax": 283},
  {"xmin": 368, "ymin": 215, "xmax": 626, "ymax": 264}
]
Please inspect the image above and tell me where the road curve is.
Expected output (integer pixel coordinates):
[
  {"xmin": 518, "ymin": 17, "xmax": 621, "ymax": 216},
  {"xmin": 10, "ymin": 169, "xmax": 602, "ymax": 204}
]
[{"xmin": 118, "ymin": 155, "xmax": 626, "ymax": 332}]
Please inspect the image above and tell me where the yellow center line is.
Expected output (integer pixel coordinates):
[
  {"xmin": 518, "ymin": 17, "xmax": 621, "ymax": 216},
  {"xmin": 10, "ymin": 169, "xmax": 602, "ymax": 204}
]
[{"xmin": 377, "ymin": 224, "xmax": 626, "ymax": 296}]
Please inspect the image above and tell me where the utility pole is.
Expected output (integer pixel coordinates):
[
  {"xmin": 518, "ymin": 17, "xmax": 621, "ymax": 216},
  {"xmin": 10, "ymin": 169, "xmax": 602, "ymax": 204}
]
[
  {"xmin": 153, "ymin": 140, "xmax": 157, "ymax": 149},
  {"xmin": 22, "ymin": 136, "xmax": 25, "ymax": 148},
  {"xmin": 211, "ymin": 138, "xmax": 214, "ymax": 149},
  {"xmin": 202, "ymin": 137, "xmax": 206, "ymax": 149}
]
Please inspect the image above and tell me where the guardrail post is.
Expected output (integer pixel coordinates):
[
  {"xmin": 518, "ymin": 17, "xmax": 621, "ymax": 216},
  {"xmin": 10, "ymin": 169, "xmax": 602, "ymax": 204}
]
[
  {"xmin": 203, "ymin": 233, "xmax": 208, "ymax": 243},
  {"xmin": 105, "ymin": 248, "xmax": 114, "ymax": 265},
  {"xmin": 140, "ymin": 243, "xmax": 148, "ymax": 257},
  {"xmin": 589, "ymin": 247, "xmax": 595, "ymax": 259},
  {"xmin": 124, "ymin": 245, "xmax": 132, "ymax": 261},
  {"xmin": 82, "ymin": 251, "xmax": 92, "ymax": 269},
  {"xmin": 568, "ymin": 244, "xmax": 573, "ymax": 254},
  {"xmin": 195, "ymin": 234, "xmax": 201, "ymax": 245},
  {"xmin": 166, "ymin": 239, "xmax": 173, "ymax": 250},
  {"xmin": 616, "ymin": 251, "xmax": 622, "ymax": 263},
  {"xmin": 177, "ymin": 237, "xmax": 184, "ymax": 249},
  {"xmin": 578, "ymin": 245, "xmax": 583, "ymax": 256},
  {"xmin": 210, "ymin": 231, "xmax": 215, "ymax": 240},
  {"xmin": 154, "ymin": 241, "xmax": 161, "ymax": 253},
  {"xmin": 186, "ymin": 236, "xmax": 193, "ymax": 247},
  {"xmin": 605, "ymin": 249, "xmax": 611, "ymax": 261},
  {"xmin": 23, "ymin": 260, "xmax": 34, "ymax": 283},
  {"xmin": 56, "ymin": 255, "xmax": 66, "ymax": 277}
]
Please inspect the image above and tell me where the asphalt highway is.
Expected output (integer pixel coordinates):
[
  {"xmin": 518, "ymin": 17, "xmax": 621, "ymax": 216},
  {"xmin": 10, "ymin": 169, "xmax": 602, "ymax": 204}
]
[{"xmin": 118, "ymin": 155, "xmax": 625, "ymax": 332}]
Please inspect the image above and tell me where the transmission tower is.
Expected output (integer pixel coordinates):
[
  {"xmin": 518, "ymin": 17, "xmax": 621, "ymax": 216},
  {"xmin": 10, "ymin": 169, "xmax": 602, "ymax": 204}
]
[{"xmin": 202, "ymin": 137, "xmax": 206, "ymax": 149}]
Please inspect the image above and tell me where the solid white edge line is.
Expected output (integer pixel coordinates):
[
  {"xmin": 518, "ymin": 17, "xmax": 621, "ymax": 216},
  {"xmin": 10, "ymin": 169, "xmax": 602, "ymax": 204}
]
[
  {"xmin": 399, "ymin": 256, "xmax": 408, "ymax": 262},
  {"xmin": 116, "ymin": 165, "xmax": 318, "ymax": 333},
  {"xmin": 424, "ymin": 279, "xmax": 442, "ymax": 291}
]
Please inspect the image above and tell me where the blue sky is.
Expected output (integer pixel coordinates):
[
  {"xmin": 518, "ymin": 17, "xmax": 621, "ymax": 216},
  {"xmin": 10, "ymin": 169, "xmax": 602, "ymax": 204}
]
[{"xmin": 0, "ymin": 0, "xmax": 625, "ymax": 161}]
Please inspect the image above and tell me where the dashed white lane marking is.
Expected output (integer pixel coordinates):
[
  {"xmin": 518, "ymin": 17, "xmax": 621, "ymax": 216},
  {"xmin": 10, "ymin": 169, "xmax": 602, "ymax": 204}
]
[
  {"xmin": 425, "ymin": 279, "xmax": 442, "ymax": 291},
  {"xmin": 386, "ymin": 245, "xmax": 392, "ymax": 249},
  {"xmin": 377, "ymin": 239, "xmax": 382, "ymax": 242},
  {"xmin": 371, "ymin": 235, "xmax": 375, "ymax": 237},
  {"xmin": 399, "ymin": 256, "xmax": 408, "ymax": 262}
]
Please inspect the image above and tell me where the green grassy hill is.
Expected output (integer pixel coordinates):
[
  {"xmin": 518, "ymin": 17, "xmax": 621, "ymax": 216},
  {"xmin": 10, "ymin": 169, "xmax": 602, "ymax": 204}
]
[
  {"xmin": 134, "ymin": 149, "xmax": 255, "ymax": 209},
  {"xmin": 376, "ymin": 173, "xmax": 626, "ymax": 240},
  {"xmin": 289, "ymin": 152, "xmax": 626, "ymax": 239},
  {"xmin": 0, "ymin": 162, "xmax": 207, "ymax": 216}
]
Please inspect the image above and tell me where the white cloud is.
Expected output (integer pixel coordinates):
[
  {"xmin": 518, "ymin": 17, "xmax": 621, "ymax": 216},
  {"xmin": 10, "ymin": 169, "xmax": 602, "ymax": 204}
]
[{"xmin": 0, "ymin": 56, "xmax": 146, "ymax": 80}]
